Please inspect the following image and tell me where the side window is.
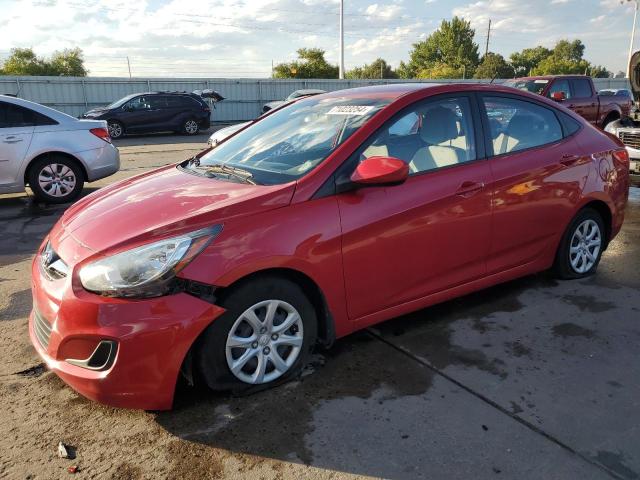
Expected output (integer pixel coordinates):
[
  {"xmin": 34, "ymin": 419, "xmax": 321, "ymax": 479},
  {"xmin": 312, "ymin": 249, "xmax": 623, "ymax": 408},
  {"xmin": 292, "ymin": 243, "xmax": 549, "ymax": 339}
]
[
  {"xmin": 547, "ymin": 79, "xmax": 571, "ymax": 100},
  {"xmin": 570, "ymin": 79, "xmax": 593, "ymax": 99},
  {"xmin": 126, "ymin": 96, "xmax": 150, "ymax": 111},
  {"xmin": 148, "ymin": 96, "xmax": 167, "ymax": 109},
  {"xmin": 165, "ymin": 96, "xmax": 182, "ymax": 108},
  {"xmin": 0, "ymin": 102, "xmax": 37, "ymax": 128},
  {"xmin": 483, "ymin": 96, "xmax": 563, "ymax": 155},
  {"xmin": 361, "ymin": 96, "xmax": 476, "ymax": 175}
]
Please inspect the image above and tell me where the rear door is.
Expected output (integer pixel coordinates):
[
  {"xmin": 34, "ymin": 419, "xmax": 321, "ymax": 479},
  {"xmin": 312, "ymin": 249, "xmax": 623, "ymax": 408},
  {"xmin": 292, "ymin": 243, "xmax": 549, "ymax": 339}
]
[
  {"xmin": 568, "ymin": 78, "xmax": 598, "ymax": 124},
  {"xmin": 337, "ymin": 94, "xmax": 493, "ymax": 324},
  {"xmin": 0, "ymin": 101, "xmax": 35, "ymax": 186},
  {"xmin": 480, "ymin": 94, "xmax": 588, "ymax": 274}
]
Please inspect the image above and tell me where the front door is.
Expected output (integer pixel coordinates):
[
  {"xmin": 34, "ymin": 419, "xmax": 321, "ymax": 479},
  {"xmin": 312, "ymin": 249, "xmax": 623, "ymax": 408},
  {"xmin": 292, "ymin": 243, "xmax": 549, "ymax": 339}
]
[{"xmin": 337, "ymin": 94, "xmax": 492, "ymax": 322}]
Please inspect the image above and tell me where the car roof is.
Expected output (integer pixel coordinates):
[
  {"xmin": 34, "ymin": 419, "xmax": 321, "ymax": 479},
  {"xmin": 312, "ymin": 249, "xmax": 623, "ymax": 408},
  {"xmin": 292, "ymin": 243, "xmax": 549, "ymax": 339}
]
[
  {"xmin": 512, "ymin": 75, "xmax": 590, "ymax": 81},
  {"xmin": 0, "ymin": 94, "xmax": 77, "ymax": 123}
]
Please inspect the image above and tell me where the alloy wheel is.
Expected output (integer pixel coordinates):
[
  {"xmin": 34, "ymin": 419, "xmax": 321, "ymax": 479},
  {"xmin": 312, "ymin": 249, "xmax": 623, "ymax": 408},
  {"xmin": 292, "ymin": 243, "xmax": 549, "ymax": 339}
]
[
  {"xmin": 225, "ymin": 299, "xmax": 304, "ymax": 384},
  {"xmin": 569, "ymin": 219, "xmax": 602, "ymax": 274},
  {"xmin": 37, "ymin": 163, "xmax": 77, "ymax": 198},
  {"xmin": 108, "ymin": 122, "xmax": 123, "ymax": 138},
  {"xmin": 185, "ymin": 120, "xmax": 198, "ymax": 134}
]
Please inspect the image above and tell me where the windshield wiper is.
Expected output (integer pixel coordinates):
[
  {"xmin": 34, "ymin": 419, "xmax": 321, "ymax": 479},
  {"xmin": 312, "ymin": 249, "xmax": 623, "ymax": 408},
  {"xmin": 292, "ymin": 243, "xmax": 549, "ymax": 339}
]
[{"xmin": 193, "ymin": 162, "xmax": 257, "ymax": 185}]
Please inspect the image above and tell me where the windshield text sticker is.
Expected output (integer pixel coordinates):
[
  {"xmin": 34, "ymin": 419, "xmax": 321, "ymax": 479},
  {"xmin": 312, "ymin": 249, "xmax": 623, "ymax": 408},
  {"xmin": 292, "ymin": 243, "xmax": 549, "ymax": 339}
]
[{"xmin": 327, "ymin": 105, "xmax": 375, "ymax": 116}]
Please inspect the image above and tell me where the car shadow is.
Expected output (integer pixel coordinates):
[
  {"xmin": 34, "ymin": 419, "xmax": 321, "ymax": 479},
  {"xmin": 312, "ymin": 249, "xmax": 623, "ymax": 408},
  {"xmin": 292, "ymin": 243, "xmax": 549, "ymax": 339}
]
[
  {"xmin": 112, "ymin": 125, "xmax": 237, "ymax": 148},
  {"xmin": 154, "ymin": 273, "xmax": 555, "ymax": 477}
]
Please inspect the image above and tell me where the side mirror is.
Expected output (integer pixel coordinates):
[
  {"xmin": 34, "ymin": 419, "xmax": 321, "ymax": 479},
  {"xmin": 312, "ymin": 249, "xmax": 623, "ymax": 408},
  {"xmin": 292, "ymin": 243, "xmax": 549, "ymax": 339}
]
[
  {"xmin": 350, "ymin": 156, "xmax": 409, "ymax": 186},
  {"xmin": 551, "ymin": 91, "xmax": 566, "ymax": 102}
]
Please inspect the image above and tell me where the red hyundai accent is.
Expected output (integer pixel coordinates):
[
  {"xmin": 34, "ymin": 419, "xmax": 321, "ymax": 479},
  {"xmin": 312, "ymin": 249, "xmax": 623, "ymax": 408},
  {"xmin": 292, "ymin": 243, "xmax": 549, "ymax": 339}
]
[{"xmin": 30, "ymin": 84, "xmax": 629, "ymax": 410}]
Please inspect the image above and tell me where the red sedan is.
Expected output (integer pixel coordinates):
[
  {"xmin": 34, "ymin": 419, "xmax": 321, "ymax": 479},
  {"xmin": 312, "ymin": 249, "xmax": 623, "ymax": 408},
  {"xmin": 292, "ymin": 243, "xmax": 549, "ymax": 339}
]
[{"xmin": 30, "ymin": 83, "xmax": 630, "ymax": 410}]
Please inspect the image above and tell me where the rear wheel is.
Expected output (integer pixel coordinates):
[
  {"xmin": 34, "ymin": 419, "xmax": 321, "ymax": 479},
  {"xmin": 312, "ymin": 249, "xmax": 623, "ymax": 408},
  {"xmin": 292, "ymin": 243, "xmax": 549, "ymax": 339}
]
[
  {"xmin": 183, "ymin": 118, "xmax": 199, "ymax": 135},
  {"xmin": 196, "ymin": 277, "xmax": 317, "ymax": 392},
  {"xmin": 553, "ymin": 208, "xmax": 605, "ymax": 279},
  {"xmin": 28, "ymin": 155, "xmax": 84, "ymax": 204}
]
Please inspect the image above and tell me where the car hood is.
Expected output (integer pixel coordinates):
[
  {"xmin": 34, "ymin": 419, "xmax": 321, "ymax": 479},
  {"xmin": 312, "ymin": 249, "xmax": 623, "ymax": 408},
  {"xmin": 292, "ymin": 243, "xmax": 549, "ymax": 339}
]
[
  {"xmin": 82, "ymin": 108, "xmax": 109, "ymax": 117},
  {"xmin": 51, "ymin": 164, "xmax": 295, "ymax": 262}
]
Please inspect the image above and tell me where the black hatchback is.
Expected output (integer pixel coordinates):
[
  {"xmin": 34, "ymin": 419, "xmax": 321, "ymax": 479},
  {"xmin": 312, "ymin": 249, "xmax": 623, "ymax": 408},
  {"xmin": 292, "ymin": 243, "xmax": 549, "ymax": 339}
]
[{"xmin": 80, "ymin": 92, "xmax": 214, "ymax": 139}]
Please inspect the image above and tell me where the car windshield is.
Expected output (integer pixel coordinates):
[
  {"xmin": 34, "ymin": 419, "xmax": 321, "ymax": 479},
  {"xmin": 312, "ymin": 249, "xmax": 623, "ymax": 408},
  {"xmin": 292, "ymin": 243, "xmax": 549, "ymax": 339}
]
[
  {"xmin": 188, "ymin": 95, "xmax": 390, "ymax": 185},
  {"xmin": 105, "ymin": 94, "xmax": 137, "ymax": 109},
  {"xmin": 504, "ymin": 79, "xmax": 549, "ymax": 95}
]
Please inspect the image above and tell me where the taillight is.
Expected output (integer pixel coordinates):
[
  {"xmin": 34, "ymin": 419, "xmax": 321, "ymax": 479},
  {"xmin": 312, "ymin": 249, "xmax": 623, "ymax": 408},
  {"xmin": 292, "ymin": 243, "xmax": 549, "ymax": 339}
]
[
  {"xmin": 203, "ymin": 106, "xmax": 211, "ymax": 112},
  {"xmin": 90, "ymin": 127, "xmax": 111, "ymax": 143},
  {"xmin": 612, "ymin": 149, "xmax": 629, "ymax": 164}
]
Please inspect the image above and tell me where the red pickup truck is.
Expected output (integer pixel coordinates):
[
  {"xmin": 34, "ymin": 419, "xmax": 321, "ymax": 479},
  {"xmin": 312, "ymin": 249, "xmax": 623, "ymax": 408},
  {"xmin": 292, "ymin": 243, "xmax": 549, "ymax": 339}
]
[{"xmin": 504, "ymin": 75, "xmax": 631, "ymax": 129}]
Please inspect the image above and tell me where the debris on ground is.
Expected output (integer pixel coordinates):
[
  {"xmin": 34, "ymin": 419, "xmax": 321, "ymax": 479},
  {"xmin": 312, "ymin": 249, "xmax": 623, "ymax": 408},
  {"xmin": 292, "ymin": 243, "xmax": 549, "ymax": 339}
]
[
  {"xmin": 57, "ymin": 442, "xmax": 76, "ymax": 460},
  {"xmin": 15, "ymin": 363, "xmax": 46, "ymax": 378},
  {"xmin": 67, "ymin": 465, "xmax": 79, "ymax": 474},
  {"xmin": 301, "ymin": 354, "xmax": 326, "ymax": 378}
]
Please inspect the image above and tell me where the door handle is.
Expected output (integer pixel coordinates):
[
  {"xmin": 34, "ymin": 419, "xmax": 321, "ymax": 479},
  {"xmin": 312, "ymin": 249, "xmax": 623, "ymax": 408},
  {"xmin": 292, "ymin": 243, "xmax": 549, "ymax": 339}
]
[
  {"xmin": 3, "ymin": 136, "xmax": 23, "ymax": 144},
  {"xmin": 560, "ymin": 154, "xmax": 580, "ymax": 166},
  {"xmin": 456, "ymin": 181, "xmax": 485, "ymax": 197}
]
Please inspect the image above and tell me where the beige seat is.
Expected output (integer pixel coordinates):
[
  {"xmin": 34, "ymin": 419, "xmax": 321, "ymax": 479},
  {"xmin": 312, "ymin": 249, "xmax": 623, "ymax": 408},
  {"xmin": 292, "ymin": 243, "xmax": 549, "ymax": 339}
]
[
  {"xmin": 409, "ymin": 107, "xmax": 465, "ymax": 173},
  {"xmin": 362, "ymin": 144, "xmax": 389, "ymax": 159},
  {"xmin": 493, "ymin": 114, "xmax": 534, "ymax": 155}
]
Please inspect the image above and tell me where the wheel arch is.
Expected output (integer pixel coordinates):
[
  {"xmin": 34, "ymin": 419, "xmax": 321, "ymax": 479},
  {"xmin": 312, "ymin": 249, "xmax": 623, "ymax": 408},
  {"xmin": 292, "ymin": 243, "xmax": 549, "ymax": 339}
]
[
  {"xmin": 24, "ymin": 151, "xmax": 88, "ymax": 186},
  {"xmin": 577, "ymin": 199, "xmax": 613, "ymax": 248},
  {"xmin": 601, "ymin": 110, "xmax": 621, "ymax": 128},
  {"xmin": 215, "ymin": 267, "xmax": 336, "ymax": 348}
]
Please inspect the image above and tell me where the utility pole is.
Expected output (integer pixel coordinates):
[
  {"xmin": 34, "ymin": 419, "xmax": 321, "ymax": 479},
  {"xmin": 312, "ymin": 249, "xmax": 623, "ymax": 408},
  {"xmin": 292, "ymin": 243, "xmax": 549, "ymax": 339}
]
[
  {"xmin": 126, "ymin": 56, "xmax": 132, "ymax": 79},
  {"xmin": 339, "ymin": 0, "xmax": 345, "ymax": 79},
  {"xmin": 626, "ymin": 0, "xmax": 639, "ymax": 78},
  {"xmin": 484, "ymin": 19, "xmax": 491, "ymax": 57}
]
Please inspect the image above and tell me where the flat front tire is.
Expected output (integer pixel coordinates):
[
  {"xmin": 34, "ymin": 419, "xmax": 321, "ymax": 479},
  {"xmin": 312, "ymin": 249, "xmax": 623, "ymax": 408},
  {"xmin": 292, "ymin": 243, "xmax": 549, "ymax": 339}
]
[
  {"xmin": 197, "ymin": 277, "xmax": 317, "ymax": 393},
  {"xmin": 553, "ymin": 208, "xmax": 605, "ymax": 279}
]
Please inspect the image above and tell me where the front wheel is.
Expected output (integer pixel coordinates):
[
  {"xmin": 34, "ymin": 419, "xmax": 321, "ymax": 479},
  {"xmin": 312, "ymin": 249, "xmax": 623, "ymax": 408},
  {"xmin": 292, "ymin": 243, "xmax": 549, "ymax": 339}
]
[
  {"xmin": 553, "ymin": 208, "xmax": 605, "ymax": 279},
  {"xmin": 107, "ymin": 120, "xmax": 124, "ymax": 139},
  {"xmin": 196, "ymin": 277, "xmax": 317, "ymax": 392}
]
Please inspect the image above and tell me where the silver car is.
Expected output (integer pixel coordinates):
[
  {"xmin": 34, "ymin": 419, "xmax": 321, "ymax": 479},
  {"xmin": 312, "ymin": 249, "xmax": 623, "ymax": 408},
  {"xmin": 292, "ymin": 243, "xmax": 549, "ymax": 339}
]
[{"xmin": 0, "ymin": 95, "xmax": 120, "ymax": 203}]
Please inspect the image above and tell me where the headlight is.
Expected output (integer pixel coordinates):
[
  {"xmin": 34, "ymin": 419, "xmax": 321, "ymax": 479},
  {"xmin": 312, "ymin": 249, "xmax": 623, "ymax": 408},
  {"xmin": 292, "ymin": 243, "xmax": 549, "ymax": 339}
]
[{"xmin": 79, "ymin": 225, "xmax": 222, "ymax": 298}]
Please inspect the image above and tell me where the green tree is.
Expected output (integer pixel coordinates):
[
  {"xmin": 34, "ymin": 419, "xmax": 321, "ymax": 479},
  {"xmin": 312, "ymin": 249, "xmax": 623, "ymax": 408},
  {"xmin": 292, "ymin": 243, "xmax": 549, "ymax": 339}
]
[
  {"xmin": 589, "ymin": 65, "xmax": 611, "ymax": 78},
  {"xmin": 402, "ymin": 16, "xmax": 479, "ymax": 79},
  {"xmin": 530, "ymin": 39, "xmax": 594, "ymax": 76},
  {"xmin": 416, "ymin": 62, "xmax": 465, "ymax": 79},
  {"xmin": 346, "ymin": 58, "xmax": 397, "ymax": 79},
  {"xmin": 509, "ymin": 46, "xmax": 552, "ymax": 77},
  {"xmin": 473, "ymin": 52, "xmax": 515, "ymax": 79},
  {"xmin": 1, "ymin": 48, "xmax": 47, "ymax": 75},
  {"xmin": 1, "ymin": 47, "xmax": 88, "ymax": 76},
  {"xmin": 273, "ymin": 48, "xmax": 338, "ymax": 79},
  {"xmin": 49, "ymin": 48, "xmax": 88, "ymax": 76}
]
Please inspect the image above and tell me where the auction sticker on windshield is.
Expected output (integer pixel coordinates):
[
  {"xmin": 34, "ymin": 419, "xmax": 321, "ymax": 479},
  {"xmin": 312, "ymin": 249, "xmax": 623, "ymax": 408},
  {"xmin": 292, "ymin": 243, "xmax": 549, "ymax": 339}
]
[{"xmin": 327, "ymin": 105, "xmax": 375, "ymax": 116}]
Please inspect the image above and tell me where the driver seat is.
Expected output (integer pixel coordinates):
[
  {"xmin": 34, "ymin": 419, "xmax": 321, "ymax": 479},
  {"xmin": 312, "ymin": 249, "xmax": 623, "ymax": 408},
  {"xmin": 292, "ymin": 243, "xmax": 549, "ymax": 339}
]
[{"xmin": 409, "ymin": 107, "xmax": 464, "ymax": 173}]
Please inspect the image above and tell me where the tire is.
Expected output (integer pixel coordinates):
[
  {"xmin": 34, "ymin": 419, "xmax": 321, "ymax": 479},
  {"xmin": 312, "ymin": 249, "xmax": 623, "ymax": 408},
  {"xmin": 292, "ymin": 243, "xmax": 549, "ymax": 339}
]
[
  {"xmin": 107, "ymin": 120, "xmax": 124, "ymax": 139},
  {"xmin": 196, "ymin": 276, "xmax": 317, "ymax": 393},
  {"xmin": 183, "ymin": 118, "xmax": 199, "ymax": 135},
  {"xmin": 552, "ymin": 208, "xmax": 606, "ymax": 279},
  {"xmin": 27, "ymin": 155, "xmax": 84, "ymax": 204}
]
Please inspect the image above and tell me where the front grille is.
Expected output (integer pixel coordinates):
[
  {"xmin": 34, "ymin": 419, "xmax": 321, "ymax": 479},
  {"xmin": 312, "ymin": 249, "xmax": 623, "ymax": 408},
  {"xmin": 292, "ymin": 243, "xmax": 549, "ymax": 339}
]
[
  {"xmin": 33, "ymin": 308, "xmax": 52, "ymax": 350},
  {"xmin": 619, "ymin": 131, "xmax": 640, "ymax": 150},
  {"xmin": 40, "ymin": 242, "xmax": 69, "ymax": 280}
]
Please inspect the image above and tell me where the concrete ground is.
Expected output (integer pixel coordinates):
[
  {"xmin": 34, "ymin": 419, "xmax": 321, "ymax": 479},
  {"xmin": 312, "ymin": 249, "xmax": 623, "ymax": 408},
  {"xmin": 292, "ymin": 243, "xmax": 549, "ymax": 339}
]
[{"xmin": 1, "ymin": 132, "xmax": 639, "ymax": 479}]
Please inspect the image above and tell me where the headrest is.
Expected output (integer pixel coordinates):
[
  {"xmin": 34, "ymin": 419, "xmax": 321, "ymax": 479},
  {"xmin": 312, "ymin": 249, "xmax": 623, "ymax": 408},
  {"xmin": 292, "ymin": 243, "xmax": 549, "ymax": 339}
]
[
  {"xmin": 420, "ymin": 106, "xmax": 459, "ymax": 144},
  {"xmin": 506, "ymin": 114, "xmax": 534, "ymax": 141}
]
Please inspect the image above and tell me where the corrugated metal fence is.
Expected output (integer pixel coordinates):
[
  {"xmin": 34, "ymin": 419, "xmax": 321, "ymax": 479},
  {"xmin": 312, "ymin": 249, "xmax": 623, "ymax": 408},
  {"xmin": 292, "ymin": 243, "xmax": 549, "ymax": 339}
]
[{"xmin": 0, "ymin": 76, "xmax": 632, "ymax": 123}]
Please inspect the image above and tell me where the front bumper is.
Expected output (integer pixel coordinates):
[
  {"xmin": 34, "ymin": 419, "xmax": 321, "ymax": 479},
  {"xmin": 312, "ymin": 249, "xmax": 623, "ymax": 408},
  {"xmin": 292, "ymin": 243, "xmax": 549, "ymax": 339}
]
[{"xmin": 29, "ymin": 257, "xmax": 225, "ymax": 410}]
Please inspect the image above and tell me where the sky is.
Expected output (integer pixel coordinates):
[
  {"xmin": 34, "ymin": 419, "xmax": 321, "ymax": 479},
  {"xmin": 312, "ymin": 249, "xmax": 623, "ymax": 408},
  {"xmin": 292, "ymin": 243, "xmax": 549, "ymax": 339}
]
[{"xmin": 0, "ymin": 0, "xmax": 637, "ymax": 77}]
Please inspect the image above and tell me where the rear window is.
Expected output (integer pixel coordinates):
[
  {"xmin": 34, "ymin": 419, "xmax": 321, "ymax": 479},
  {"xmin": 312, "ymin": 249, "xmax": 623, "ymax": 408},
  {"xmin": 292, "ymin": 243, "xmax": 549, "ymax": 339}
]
[{"xmin": 571, "ymin": 79, "xmax": 593, "ymax": 99}]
